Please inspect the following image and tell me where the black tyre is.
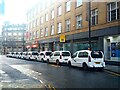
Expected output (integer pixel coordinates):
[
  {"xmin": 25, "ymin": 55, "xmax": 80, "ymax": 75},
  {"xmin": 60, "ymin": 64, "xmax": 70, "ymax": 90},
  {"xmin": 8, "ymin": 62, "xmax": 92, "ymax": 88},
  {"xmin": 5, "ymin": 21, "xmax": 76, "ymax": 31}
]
[
  {"xmin": 83, "ymin": 63, "xmax": 88, "ymax": 71},
  {"xmin": 41, "ymin": 58, "xmax": 44, "ymax": 63},
  {"xmin": 68, "ymin": 61, "xmax": 71, "ymax": 67},
  {"xmin": 47, "ymin": 59, "xmax": 49, "ymax": 64},
  {"xmin": 56, "ymin": 60, "xmax": 60, "ymax": 65}
]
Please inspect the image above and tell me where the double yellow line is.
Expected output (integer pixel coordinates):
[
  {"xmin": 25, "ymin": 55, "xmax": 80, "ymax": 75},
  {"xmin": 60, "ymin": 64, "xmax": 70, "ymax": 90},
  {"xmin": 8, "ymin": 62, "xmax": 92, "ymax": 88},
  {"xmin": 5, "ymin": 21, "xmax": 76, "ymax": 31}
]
[
  {"xmin": 47, "ymin": 84, "xmax": 56, "ymax": 90},
  {"xmin": 104, "ymin": 70, "xmax": 120, "ymax": 77}
]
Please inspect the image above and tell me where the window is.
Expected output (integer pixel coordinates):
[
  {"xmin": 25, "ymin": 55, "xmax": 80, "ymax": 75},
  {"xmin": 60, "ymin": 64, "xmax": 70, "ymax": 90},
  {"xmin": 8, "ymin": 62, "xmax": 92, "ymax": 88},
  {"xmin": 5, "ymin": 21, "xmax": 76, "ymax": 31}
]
[
  {"xmin": 66, "ymin": 0, "xmax": 71, "ymax": 12},
  {"xmin": 65, "ymin": 19, "xmax": 70, "ymax": 32},
  {"xmin": 51, "ymin": 25, "xmax": 54, "ymax": 35},
  {"xmin": 18, "ymin": 33, "xmax": 22, "ymax": 36},
  {"xmin": 76, "ymin": 0, "xmax": 82, "ymax": 7},
  {"xmin": 91, "ymin": 51, "xmax": 103, "ymax": 58},
  {"xmin": 45, "ymin": 27, "xmax": 48, "ymax": 36},
  {"xmin": 45, "ymin": 13, "xmax": 48, "ymax": 21},
  {"xmin": 40, "ymin": 16, "xmax": 44, "ymax": 24},
  {"xmin": 76, "ymin": 15, "xmax": 82, "ymax": 29},
  {"xmin": 91, "ymin": 9, "xmax": 98, "ymax": 26},
  {"xmin": 78, "ymin": 52, "xmax": 88, "ymax": 58},
  {"xmin": 62, "ymin": 52, "xmax": 70, "ymax": 56},
  {"xmin": 58, "ymin": 5, "xmax": 62, "ymax": 16},
  {"xmin": 8, "ymin": 33, "xmax": 12, "ymax": 36},
  {"xmin": 107, "ymin": 1, "xmax": 119, "ymax": 21},
  {"xmin": 40, "ymin": 28, "xmax": 44, "ymax": 37},
  {"xmin": 36, "ymin": 31, "xmax": 39, "ymax": 38},
  {"xmin": 13, "ymin": 33, "xmax": 17, "ymax": 36},
  {"xmin": 51, "ymin": 10, "xmax": 54, "ymax": 19},
  {"xmin": 54, "ymin": 52, "xmax": 60, "ymax": 56},
  {"xmin": 57, "ymin": 22, "xmax": 62, "ymax": 33}
]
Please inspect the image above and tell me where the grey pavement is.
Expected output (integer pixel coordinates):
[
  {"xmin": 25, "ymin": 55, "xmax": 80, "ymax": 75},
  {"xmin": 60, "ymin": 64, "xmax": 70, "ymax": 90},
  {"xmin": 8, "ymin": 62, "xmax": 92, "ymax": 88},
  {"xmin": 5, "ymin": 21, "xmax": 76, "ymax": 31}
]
[{"xmin": 104, "ymin": 65, "xmax": 120, "ymax": 74}]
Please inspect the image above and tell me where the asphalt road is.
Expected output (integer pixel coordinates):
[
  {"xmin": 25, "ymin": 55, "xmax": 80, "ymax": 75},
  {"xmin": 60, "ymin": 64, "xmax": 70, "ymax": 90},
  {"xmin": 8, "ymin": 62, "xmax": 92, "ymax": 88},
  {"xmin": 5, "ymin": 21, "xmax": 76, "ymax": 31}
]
[{"xmin": 0, "ymin": 55, "xmax": 119, "ymax": 89}]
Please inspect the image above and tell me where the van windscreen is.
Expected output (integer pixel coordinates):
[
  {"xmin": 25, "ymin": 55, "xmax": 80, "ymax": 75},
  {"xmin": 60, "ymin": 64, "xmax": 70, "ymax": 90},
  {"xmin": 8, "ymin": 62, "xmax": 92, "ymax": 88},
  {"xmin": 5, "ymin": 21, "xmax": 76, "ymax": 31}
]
[
  {"xmin": 91, "ymin": 51, "xmax": 103, "ymax": 58},
  {"xmin": 62, "ymin": 52, "xmax": 70, "ymax": 56},
  {"xmin": 46, "ymin": 52, "xmax": 52, "ymax": 56}
]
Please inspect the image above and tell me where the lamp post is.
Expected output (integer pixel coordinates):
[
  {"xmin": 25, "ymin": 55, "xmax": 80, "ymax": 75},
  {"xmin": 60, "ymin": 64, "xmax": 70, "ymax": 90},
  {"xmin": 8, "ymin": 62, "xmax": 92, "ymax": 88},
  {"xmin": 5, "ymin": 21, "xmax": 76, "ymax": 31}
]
[{"xmin": 88, "ymin": 0, "xmax": 91, "ymax": 50}]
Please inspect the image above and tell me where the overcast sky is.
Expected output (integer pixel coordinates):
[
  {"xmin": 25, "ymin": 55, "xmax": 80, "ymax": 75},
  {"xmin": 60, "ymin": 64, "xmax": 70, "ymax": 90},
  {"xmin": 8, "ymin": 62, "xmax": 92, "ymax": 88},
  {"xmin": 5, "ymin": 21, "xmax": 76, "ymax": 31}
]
[{"xmin": 0, "ymin": 0, "xmax": 40, "ymax": 35}]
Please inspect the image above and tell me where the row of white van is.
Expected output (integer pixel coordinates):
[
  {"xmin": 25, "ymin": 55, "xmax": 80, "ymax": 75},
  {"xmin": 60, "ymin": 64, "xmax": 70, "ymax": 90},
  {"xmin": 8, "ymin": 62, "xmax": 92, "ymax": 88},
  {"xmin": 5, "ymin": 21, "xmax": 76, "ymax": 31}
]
[{"xmin": 6, "ymin": 50, "xmax": 105, "ymax": 70}]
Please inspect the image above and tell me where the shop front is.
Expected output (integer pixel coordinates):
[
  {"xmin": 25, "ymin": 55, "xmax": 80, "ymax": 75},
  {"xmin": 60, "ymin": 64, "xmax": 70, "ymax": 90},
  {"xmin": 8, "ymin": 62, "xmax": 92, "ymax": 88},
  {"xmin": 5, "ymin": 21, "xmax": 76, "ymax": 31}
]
[{"xmin": 104, "ymin": 35, "xmax": 120, "ymax": 61}]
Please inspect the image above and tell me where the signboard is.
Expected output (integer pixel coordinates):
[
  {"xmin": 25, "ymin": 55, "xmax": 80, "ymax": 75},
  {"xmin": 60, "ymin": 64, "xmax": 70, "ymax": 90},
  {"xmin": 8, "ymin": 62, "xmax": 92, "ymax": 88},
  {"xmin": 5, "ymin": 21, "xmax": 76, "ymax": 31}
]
[
  {"xmin": 60, "ymin": 35, "xmax": 65, "ymax": 42},
  {"xmin": 111, "ymin": 43, "xmax": 116, "ymax": 57}
]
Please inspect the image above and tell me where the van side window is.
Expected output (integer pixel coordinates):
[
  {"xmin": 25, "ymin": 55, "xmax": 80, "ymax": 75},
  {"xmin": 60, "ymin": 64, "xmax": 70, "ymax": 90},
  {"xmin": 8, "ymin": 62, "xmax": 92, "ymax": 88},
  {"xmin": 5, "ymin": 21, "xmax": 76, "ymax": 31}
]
[
  {"xmin": 54, "ymin": 52, "xmax": 60, "ymax": 56},
  {"xmin": 78, "ymin": 52, "xmax": 88, "ymax": 58}
]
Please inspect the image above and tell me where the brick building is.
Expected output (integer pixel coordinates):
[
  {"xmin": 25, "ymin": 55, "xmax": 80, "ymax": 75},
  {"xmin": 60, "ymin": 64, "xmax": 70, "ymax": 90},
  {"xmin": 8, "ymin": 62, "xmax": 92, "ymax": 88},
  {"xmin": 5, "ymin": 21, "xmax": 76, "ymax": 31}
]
[{"xmin": 26, "ymin": 0, "xmax": 120, "ymax": 61}]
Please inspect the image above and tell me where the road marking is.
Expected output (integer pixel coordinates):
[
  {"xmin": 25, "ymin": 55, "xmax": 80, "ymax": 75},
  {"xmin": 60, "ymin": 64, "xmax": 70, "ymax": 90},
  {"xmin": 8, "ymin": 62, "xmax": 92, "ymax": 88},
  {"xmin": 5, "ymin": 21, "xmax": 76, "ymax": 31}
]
[
  {"xmin": 47, "ymin": 84, "xmax": 56, "ymax": 90},
  {"xmin": 104, "ymin": 70, "xmax": 120, "ymax": 77},
  {"xmin": 9, "ymin": 65, "xmax": 44, "ymax": 84},
  {"xmin": 50, "ymin": 64, "xmax": 61, "ymax": 68}
]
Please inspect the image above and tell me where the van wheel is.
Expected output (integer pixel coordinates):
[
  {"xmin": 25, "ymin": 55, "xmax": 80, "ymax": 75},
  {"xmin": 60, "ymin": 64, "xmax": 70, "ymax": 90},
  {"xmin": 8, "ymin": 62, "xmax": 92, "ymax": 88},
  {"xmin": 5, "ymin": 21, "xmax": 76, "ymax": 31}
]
[
  {"xmin": 47, "ymin": 59, "xmax": 49, "ymax": 64},
  {"xmin": 83, "ymin": 63, "xmax": 88, "ymax": 71},
  {"xmin": 41, "ymin": 58, "xmax": 44, "ymax": 63},
  {"xmin": 68, "ymin": 61, "xmax": 71, "ymax": 67},
  {"xmin": 56, "ymin": 60, "xmax": 60, "ymax": 65}
]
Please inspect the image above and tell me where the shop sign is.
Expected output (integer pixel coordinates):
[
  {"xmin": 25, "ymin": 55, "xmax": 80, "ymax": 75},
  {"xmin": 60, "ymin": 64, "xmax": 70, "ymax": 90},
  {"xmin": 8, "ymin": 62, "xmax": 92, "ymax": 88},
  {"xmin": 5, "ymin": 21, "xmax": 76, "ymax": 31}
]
[
  {"xmin": 32, "ymin": 44, "xmax": 38, "ymax": 48},
  {"xmin": 26, "ymin": 45, "xmax": 31, "ymax": 48},
  {"xmin": 60, "ymin": 35, "xmax": 65, "ymax": 42}
]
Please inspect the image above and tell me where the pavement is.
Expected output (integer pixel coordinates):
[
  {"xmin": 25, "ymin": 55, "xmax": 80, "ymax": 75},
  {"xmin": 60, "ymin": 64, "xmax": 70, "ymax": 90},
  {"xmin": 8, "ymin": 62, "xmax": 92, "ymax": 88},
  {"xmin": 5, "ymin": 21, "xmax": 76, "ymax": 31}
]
[{"xmin": 104, "ymin": 61, "xmax": 120, "ymax": 75}]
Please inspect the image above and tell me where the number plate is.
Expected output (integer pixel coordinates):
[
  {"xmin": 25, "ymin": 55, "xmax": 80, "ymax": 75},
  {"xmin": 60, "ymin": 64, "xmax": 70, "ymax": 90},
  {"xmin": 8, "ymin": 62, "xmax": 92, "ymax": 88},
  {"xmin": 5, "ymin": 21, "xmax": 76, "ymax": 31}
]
[{"xmin": 95, "ymin": 62, "xmax": 100, "ymax": 64}]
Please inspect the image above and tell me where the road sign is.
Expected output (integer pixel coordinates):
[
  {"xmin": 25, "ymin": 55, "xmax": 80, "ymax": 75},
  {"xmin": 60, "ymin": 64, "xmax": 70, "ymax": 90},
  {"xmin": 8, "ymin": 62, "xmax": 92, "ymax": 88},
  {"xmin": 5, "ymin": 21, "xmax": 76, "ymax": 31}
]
[{"xmin": 60, "ymin": 35, "xmax": 65, "ymax": 42}]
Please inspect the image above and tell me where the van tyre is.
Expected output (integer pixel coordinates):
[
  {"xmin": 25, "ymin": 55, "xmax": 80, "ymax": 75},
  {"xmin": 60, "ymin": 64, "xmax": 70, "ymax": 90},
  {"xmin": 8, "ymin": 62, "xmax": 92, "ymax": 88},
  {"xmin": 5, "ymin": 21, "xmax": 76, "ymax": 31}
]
[
  {"xmin": 41, "ymin": 58, "xmax": 44, "ymax": 63},
  {"xmin": 47, "ymin": 59, "xmax": 49, "ymax": 64},
  {"xmin": 68, "ymin": 61, "xmax": 71, "ymax": 67},
  {"xmin": 83, "ymin": 63, "xmax": 88, "ymax": 71},
  {"xmin": 56, "ymin": 60, "xmax": 60, "ymax": 65}
]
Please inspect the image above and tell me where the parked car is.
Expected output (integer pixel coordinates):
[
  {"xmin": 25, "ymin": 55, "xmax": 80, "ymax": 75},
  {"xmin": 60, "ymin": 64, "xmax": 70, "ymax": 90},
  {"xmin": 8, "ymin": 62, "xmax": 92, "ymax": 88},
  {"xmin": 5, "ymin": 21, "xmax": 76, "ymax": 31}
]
[
  {"xmin": 22, "ymin": 52, "xmax": 27, "ymax": 59},
  {"xmin": 67, "ymin": 50, "xmax": 105, "ymax": 70},
  {"xmin": 17, "ymin": 52, "xmax": 22, "ymax": 59},
  {"xmin": 12, "ymin": 52, "xmax": 18, "ymax": 58},
  {"xmin": 26, "ymin": 51, "xmax": 39, "ymax": 60},
  {"xmin": 37, "ymin": 51, "xmax": 52, "ymax": 63},
  {"xmin": 6, "ymin": 52, "xmax": 13, "ymax": 57},
  {"xmin": 49, "ymin": 51, "xmax": 71, "ymax": 65}
]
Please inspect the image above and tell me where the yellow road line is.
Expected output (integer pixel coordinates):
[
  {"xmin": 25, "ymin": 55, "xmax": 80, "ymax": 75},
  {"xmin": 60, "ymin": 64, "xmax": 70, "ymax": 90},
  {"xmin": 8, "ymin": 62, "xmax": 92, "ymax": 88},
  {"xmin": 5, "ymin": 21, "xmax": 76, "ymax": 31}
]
[
  {"xmin": 47, "ymin": 84, "xmax": 56, "ymax": 90},
  {"xmin": 50, "ymin": 64, "xmax": 61, "ymax": 68},
  {"xmin": 104, "ymin": 70, "xmax": 120, "ymax": 77}
]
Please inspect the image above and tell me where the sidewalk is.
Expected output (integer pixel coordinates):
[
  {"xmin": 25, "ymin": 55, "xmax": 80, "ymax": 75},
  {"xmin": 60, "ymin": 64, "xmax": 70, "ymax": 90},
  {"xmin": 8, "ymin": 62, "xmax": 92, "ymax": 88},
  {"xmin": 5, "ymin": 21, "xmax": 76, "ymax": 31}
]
[
  {"xmin": 104, "ymin": 60, "xmax": 120, "ymax": 74},
  {"xmin": 104, "ymin": 65, "xmax": 120, "ymax": 74}
]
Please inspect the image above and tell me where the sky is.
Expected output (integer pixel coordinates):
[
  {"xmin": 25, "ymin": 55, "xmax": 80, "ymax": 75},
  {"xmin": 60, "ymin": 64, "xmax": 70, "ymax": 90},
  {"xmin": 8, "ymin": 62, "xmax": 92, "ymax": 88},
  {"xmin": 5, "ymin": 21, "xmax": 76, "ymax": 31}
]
[{"xmin": 0, "ymin": 0, "xmax": 40, "ymax": 34}]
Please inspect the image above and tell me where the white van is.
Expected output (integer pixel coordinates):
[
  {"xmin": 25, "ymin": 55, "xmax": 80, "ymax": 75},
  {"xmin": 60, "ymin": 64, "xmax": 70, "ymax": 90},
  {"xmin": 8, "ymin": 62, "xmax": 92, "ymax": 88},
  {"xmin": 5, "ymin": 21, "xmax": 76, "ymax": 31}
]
[
  {"xmin": 26, "ymin": 51, "xmax": 39, "ymax": 60},
  {"xmin": 49, "ymin": 51, "xmax": 71, "ymax": 65},
  {"xmin": 67, "ymin": 50, "xmax": 105, "ymax": 70},
  {"xmin": 22, "ymin": 52, "xmax": 27, "ymax": 59},
  {"xmin": 37, "ymin": 51, "xmax": 52, "ymax": 63}
]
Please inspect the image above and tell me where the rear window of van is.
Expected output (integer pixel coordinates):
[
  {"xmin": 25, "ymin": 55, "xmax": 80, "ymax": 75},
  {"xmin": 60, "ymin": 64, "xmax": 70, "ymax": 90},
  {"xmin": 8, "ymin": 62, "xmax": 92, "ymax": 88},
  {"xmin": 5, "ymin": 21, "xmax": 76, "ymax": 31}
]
[
  {"xmin": 62, "ymin": 52, "xmax": 70, "ymax": 56},
  {"xmin": 91, "ymin": 51, "xmax": 103, "ymax": 58},
  {"xmin": 45, "ymin": 52, "xmax": 52, "ymax": 56},
  {"xmin": 32, "ymin": 52, "xmax": 38, "ymax": 55}
]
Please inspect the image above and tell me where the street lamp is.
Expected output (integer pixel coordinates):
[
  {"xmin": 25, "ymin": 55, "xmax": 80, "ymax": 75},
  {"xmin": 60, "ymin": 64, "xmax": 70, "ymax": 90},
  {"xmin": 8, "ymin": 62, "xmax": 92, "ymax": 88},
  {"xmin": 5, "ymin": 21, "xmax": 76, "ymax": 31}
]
[{"xmin": 88, "ymin": 0, "xmax": 91, "ymax": 50}]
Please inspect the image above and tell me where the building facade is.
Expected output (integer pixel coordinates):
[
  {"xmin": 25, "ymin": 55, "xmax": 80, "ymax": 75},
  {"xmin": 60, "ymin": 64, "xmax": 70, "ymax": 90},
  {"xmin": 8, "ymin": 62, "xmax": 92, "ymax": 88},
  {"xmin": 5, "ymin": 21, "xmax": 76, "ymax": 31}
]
[
  {"xmin": 2, "ymin": 22, "xmax": 26, "ymax": 54},
  {"xmin": 0, "ymin": 35, "xmax": 2, "ymax": 54},
  {"xmin": 26, "ymin": 0, "xmax": 120, "ymax": 61}
]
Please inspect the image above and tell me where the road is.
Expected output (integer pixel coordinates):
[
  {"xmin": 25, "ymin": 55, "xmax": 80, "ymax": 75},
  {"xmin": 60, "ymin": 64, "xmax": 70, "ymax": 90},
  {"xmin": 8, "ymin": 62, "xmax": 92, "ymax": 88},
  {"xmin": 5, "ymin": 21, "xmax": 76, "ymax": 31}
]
[{"xmin": 0, "ymin": 55, "xmax": 119, "ymax": 89}]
